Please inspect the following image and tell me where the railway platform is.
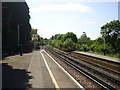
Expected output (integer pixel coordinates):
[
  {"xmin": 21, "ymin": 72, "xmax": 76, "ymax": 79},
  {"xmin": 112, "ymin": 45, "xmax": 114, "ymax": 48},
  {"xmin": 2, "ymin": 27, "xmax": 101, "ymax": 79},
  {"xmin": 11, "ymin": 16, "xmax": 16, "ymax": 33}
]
[
  {"xmin": 2, "ymin": 49, "xmax": 82, "ymax": 89},
  {"xmin": 75, "ymin": 51, "xmax": 120, "ymax": 63}
]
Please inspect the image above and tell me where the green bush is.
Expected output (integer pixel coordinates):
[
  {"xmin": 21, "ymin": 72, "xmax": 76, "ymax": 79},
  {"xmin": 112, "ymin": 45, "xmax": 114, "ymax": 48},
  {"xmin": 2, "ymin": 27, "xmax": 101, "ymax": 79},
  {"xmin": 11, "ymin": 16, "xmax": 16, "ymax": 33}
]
[{"xmin": 62, "ymin": 38, "xmax": 76, "ymax": 51}]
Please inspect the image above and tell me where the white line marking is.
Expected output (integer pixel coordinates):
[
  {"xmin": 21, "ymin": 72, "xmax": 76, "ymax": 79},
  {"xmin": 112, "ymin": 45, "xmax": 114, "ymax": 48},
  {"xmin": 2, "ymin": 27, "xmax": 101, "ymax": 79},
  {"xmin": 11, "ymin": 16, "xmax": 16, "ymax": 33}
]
[
  {"xmin": 27, "ymin": 53, "xmax": 33, "ymax": 71},
  {"xmin": 43, "ymin": 49, "xmax": 85, "ymax": 89},
  {"xmin": 40, "ymin": 51, "xmax": 60, "ymax": 89}
]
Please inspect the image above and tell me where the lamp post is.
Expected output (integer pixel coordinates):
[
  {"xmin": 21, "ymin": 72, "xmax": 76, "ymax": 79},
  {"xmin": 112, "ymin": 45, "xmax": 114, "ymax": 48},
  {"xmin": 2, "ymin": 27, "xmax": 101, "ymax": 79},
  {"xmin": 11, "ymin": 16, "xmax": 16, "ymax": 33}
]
[
  {"xmin": 18, "ymin": 24, "xmax": 23, "ymax": 47},
  {"xmin": 83, "ymin": 32, "xmax": 86, "ymax": 52},
  {"xmin": 103, "ymin": 31, "xmax": 106, "ymax": 55},
  {"xmin": 17, "ymin": 24, "xmax": 23, "ymax": 56},
  {"xmin": 101, "ymin": 26, "xmax": 106, "ymax": 56}
]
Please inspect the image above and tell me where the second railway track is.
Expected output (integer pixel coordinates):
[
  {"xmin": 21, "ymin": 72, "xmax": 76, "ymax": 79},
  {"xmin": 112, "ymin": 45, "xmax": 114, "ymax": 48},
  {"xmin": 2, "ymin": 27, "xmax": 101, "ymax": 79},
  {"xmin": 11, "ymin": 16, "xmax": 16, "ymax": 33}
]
[{"xmin": 44, "ymin": 46, "xmax": 120, "ymax": 89}]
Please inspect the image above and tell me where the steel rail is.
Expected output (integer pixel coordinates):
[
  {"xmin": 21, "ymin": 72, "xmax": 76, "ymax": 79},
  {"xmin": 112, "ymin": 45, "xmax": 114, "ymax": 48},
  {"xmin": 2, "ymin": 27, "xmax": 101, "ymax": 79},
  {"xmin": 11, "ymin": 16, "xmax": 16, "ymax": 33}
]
[{"xmin": 45, "ymin": 46, "xmax": 120, "ymax": 89}]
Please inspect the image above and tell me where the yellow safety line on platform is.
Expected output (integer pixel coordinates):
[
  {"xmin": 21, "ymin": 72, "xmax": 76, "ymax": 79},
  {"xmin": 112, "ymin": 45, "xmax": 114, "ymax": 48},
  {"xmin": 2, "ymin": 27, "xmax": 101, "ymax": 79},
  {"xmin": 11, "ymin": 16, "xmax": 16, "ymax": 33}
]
[{"xmin": 40, "ymin": 50, "xmax": 60, "ymax": 90}]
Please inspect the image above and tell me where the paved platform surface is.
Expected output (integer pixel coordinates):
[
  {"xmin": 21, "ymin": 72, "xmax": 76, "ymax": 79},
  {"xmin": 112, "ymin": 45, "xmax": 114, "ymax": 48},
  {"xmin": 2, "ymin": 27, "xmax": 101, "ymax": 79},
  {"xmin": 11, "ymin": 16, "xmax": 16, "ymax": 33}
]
[
  {"xmin": 2, "ymin": 49, "xmax": 80, "ymax": 88},
  {"xmin": 75, "ymin": 51, "xmax": 120, "ymax": 63}
]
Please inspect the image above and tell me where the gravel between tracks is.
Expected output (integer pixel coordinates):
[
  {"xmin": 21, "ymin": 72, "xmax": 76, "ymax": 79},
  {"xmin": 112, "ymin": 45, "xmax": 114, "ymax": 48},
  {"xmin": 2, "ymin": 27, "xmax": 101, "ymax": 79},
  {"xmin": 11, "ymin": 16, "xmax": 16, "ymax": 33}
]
[{"xmin": 45, "ymin": 49, "xmax": 104, "ymax": 89}]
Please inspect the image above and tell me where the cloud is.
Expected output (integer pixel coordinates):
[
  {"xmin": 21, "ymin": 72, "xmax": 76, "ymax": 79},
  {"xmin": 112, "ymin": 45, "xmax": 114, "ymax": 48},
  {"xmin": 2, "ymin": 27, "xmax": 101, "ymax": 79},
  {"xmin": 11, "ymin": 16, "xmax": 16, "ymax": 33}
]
[
  {"xmin": 71, "ymin": 16, "xmax": 80, "ymax": 19},
  {"xmin": 31, "ymin": 3, "xmax": 92, "ymax": 13},
  {"xmin": 26, "ymin": 0, "xmax": 118, "ymax": 3},
  {"xmin": 86, "ymin": 21, "xmax": 97, "ymax": 24}
]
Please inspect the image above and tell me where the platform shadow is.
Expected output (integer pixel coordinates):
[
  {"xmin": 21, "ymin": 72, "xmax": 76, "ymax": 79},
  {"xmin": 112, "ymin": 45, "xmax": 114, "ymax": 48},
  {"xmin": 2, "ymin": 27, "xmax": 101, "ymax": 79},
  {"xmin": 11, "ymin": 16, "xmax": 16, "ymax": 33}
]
[{"xmin": 2, "ymin": 63, "xmax": 32, "ymax": 89}]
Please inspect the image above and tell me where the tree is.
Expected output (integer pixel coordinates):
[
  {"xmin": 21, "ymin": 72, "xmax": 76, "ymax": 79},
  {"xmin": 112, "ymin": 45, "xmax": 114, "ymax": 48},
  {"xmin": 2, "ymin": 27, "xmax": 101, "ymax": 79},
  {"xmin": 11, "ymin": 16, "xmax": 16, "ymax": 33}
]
[
  {"xmin": 43, "ymin": 38, "xmax": 49, "ymax": 45},
  {"xmin": 90, "ymin": 37, "xmax": 113, "ymax": 54},
  {"xmin": 49, "ymin": 32, "xmax": 77, "ymax": 51},
  {"xmin": 63, "ymin": 38, "xmax": 76, "ymax": 52},
  {"xmin": 62, "ymin": 32, "xmax": 78, "ymax": 43},
  {"xmin": 90, "ymin": 37, "xmax": 104, "ymax": 53},
  {"xmin": 101, "ymin": 20, "xmax": 120, "ymax": 54},
  {"xmin": 2, "ymin": 2, "xmax": 32, "ymax": 57},
  {"xmin": 31, "ymin": 28, "xmax": 38, "ymax": 34},
  {"xmin": 77, "ymin": 32, "xmax": 92, "ymax": 51},
  {"xmin": 50, "ymin": 34, "xmax": 63, "ymax": 40}
]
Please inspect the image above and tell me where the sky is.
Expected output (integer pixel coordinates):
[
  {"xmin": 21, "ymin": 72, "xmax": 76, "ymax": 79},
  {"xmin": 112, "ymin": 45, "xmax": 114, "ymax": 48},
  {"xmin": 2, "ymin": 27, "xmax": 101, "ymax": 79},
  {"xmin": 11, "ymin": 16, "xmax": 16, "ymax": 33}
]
[{"xmin": 25, "ymin": 0, "xmax": 118, "ymax": 40}]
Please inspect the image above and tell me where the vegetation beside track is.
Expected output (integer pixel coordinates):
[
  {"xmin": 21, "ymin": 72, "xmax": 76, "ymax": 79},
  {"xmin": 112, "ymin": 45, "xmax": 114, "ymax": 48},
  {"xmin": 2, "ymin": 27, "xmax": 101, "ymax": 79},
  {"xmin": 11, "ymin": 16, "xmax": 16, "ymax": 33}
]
[
  {"xmin": 86, "ymin": 51, "xmax": 120, "ymax": 58},
  {"xmin": 48, "ymin": 20, "xmax": 120, "ymax": 58}
]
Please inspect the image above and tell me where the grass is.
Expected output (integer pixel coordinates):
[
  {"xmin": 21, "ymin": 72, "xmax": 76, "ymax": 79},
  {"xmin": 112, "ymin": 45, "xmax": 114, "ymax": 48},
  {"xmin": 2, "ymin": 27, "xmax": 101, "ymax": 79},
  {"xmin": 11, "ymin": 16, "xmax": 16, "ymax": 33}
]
[
  {"xmin": 106, "ymin": 54, "xmax": 120, "ymax": 58},
  {"xmin": 78, "ymin": 51, "xmax": 120, "ymax": 59}
]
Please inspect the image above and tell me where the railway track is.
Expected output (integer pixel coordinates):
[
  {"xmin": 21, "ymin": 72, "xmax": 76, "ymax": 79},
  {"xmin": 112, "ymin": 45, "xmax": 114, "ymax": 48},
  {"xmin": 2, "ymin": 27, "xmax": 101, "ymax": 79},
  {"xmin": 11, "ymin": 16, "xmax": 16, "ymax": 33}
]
[
  {"xmin": 44, "ymin": 46, "xmax": 120, "ymax": 90},
  {"xmin": 70, "ymin": 52, "xmax": 120, "ymax": 74}
]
